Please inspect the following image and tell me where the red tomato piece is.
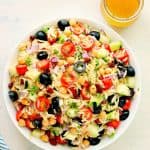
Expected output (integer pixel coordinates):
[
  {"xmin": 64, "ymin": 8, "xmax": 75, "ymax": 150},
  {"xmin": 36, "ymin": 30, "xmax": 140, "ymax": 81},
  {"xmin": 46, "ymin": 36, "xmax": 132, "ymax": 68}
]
[
  {"xmin": 61, "ymin": 41, "xmax": 76, "ymax": 57},
  {"xmin": 56, "ymin": 115, "xmax": 63, "ymax": 124},
  {"xmin": 36, "ymin": 60, "xmax": 50, "ymax": 71},
  {"xmin": 35, "ymin": 96, "xmax": 50, "ymax": 112},
  {"xmin": 28, "ymin": 113, "xmax": 41, "ymax": 121},
  {"xmin": 104, "ymin": 43, "xmax": 111, "ymax": 52},
  {"xmin": 16, "ymin": 64, "xmax": 28, "ymax": 75},
  {"xmin": 16, "ymin": 109, "xmax": 23, "ymax": 121},
  {"xmin": 71, "ymin": 22, "xmax": 85, "ymax": 35},
  {"xmin": 101, "ymin": 77, "xmax": 113, "ymax": 90},
  {"xmin": 83, "ymin": 81, "xmax": 90, "ymax": 89},
  {"xmin": 81, "ymin": 107, "xmax": 93, "ymax": 120},
  {"xmin": 81, "ymin": 88, "xmax": 91, "ymax": 100},
  {"xmin": 46, "ymin": 86, "xmax": 54, "ymax": 94},
  {"xmin": 95, "ymin": 84, "xmax": 103, "ymax": 93},
  {"xmin": 80, "ymin": 36, "xmax": 95, "ymax": 51},
  {"xmin": 107, "ymin": 120, "xmax": 120, "ymax": 129},
  {"xmin": 56, "ymin": 136, "xmax": 66, "ymax": 145},
  {"xmin": 49, "ymin": 134, "xmax": 57, "ymax": 145},
  {"xmin": 123, "ymin": 99, "xmax": 131, "ymax": 110},
  {"xmin": 25, "ymin": 119, "xmax": 34, "ymax": 129},
  {"xmin": 61, "ymin": 71, "xmax": 76, "ymax": 87},
  {"xmin": 114, "ymin": 49, "xmax": 129, "ymax": 65},
  {"xmin": 68, "ymin": 87, "xmax": 78, "ymax": 98}
]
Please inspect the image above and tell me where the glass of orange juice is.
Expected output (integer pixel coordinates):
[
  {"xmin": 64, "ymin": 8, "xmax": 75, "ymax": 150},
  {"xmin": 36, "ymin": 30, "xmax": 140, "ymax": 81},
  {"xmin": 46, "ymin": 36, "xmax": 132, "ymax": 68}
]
[{"xmin": 101, "ymin": 0, "xmax": 144, "ymax": 27}]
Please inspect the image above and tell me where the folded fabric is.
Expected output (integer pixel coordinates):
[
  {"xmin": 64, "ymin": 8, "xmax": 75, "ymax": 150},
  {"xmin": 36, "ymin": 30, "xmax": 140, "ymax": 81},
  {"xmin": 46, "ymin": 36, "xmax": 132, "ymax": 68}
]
[{"xmin": 0, "ymin": 136, "xmax": 9, "ymax": 150}]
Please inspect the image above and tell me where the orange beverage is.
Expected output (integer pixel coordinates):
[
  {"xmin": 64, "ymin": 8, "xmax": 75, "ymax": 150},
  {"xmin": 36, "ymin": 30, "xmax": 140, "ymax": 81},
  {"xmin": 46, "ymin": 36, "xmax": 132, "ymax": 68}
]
[{"xmin": 101, "ymin": 0, "xmax": 144, "ymax": 27}]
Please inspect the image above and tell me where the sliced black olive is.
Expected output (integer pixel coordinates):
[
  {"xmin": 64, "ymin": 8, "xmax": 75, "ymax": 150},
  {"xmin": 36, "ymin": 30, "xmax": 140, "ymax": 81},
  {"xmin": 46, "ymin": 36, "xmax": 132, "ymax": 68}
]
[
  {"xmin": 120, "ymin": 110, "xmax": 130, "ymax": 121},
  {"xmin": 118, "ymin": 97, "xmax": 126, "ymax": 108},
  {"xmin": 35, "ymin": 31, "xmax": 47, "ymax": 41},
  {"xmin": 129, "ymin": 88, "xmax": 135, "ymax": 98},
  {"xmin": 67, "ymin": 140, "xmax": 77, "ymax": 147},
  {"xmin": 48, "ymin": 107, "xmax": 55, "ymax": 114},
  {"xmin": 57, "ymin": 19, "xmax": 70, "ymax": 31},
  {"xmin": 73, "ymin": 61, "xmax": 86, "ymax": 73},
  {"xmin": 8, "ymin": 91, "xmax": 18, "ymax": 102},
  {"xmin": 126, "ymin": 66, "xmax": 135, "ymax": 76},
  {"xmin": 117, "ymin": 66, "xmax": 127, "ymax": 79},
  {"xmin": 88, "ymin": 137, "xmax": 101, "ymax": 145},
  {"xmin": 73, "ymin": 117, "xmax": 83, "ymax": 124},
  {"xmin": 107, "ymin": 95, "xmax": 115, "ymax": 105},
  {"xmin": 98, "ymin": 129, "xmax": 105, "ymax": 137},
  {"xmin": 24, "ymin": 80, "xmax": 28, "ymax": 89},
  {"xmin": 89, "ymin": 31, "xmax": 100, "ymax": 40},
  {"xmin": 37, "ymin": 51, "xmax": 48, "ymax": 60},
  {"xmin": 32, "ymin": 119, "xmax": 42, "ymax": 128},
  {"xmin": 93, "ymin": 102, "xmax": 101, "ymax": 114},
  {"xmin": 39, "ymin": 73, "xmax": 52, "ymax": 86},
  {"xmin": 51, "ymin": 97, "xmax": 59, "ymax": 109}
]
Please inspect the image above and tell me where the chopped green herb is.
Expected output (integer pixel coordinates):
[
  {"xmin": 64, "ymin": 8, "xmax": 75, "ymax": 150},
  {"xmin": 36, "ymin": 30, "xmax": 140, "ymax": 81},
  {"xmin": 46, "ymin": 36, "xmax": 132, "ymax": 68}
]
[
  {"xmin": 53, "ymin": 49, "xmax": 59, "ymax": 55},
  {"xmin": 57, "ymin": 35, "xmax": 66, "ymax": 44},
  {"xmin": 95, "ymin": 59, "xmax": 100, "ymax": 70},
  {"xmin": 102, "ymin": 57, "xmax": 109, "ymax": 63},
  {"xmin": 28, "ymin": 85, "xmax": 39, "ymax": 95},
  {"xmin": 69, "ymin": 102, "xmax": 78, "ymax": 108},
  {"xmin": 25, "ymin": 57, "xmax": 32, "ymax": 66}
]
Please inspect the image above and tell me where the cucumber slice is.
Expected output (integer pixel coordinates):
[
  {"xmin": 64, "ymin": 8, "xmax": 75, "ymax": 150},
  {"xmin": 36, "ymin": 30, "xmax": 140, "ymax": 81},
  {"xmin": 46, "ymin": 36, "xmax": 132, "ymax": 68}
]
[
  {"xmin": 97, "ymin": 48, "xmax": 109, "ymax": 58},
  {"xmin": 64, "ymin": 132, "xmax": 77, "ymax": 140},
  {"xmin": 110, "ymin": 41, "xmax": 122, "ymax": 51},
  {"xmin": 50, "ymin": 127, "xmax": 62, "ymax": 136},
  {"xmin": 87, "ymin": 123, "xmax": 100, "ymax": 138},
  {"xmin": 107, "ymin": 111, "xmax": 119, "ymax": 121},
  {"xmin": 116, "ymin": 84, "xmax": 130, "ymax": 96},
  {"xmin": 31, "ymin": 129, "xmax": 44, "ymax": 138},
  {"xmin": 126, "ymin": 77, "xmax": 135, "ymax": 88},
  {"xmin": 67, "ymin": 108, "xmax": 78, "ymax": 118},
  {"xmin": 89, "ymin": 94, "xmax": 104, "ymax": 107}
]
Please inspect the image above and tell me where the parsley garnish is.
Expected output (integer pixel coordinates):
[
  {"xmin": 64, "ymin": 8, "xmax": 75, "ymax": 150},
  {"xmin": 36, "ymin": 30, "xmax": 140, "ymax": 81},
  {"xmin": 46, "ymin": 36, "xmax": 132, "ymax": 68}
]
[
  {"xmin": 28, "ymin": 85, "xmax": 39, "ymax": 95},
  {"xmin": 25, "ymin": 57, "xmax": 32, "ymax": 66}
]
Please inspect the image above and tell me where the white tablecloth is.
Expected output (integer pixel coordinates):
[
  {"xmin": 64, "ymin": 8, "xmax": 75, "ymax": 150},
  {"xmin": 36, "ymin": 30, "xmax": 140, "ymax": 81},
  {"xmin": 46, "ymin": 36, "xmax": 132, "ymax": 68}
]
[{"xmin": 0, "ymin": 0, "xmax": 150, "ymax": 150}]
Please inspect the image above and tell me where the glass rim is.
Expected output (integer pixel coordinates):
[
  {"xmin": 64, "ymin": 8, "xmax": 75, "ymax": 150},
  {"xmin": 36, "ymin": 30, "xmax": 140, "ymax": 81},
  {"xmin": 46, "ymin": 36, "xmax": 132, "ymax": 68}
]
[{"xmin": 103, "ymin": 0, "xmax": 144, "ymax": 22}]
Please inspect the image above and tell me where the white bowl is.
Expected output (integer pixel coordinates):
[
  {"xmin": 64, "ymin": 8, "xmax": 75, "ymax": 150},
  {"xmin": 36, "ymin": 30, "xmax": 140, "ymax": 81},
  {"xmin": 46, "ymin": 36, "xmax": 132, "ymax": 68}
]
[{"xmin": 3, "ymin": 18, "xmax": 141, "ymax": 150}]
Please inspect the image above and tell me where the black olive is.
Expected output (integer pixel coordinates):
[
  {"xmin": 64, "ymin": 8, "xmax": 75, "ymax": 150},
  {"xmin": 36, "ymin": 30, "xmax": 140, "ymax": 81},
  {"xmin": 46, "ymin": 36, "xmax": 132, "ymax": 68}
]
[
  {"xmin": 129, "ymin": 88, "xmax": 135, "ymax": 98},
  {"xmin": 117, "ymin": 66, "xmax": 127, "ymax": 79},
  {"xmin": 35, "ymin": 31, "xmax": 47, "ymax": 41},
  {"xmin": 32, "ymin": 119, "xmax": 42, "ymax": 128},
  {"xmin": 73, "ymin": 117, "xmax": 83, "ymax": 124},
  {"xmin": 67, "ymin": 140, "xmax": 77, "ymax": 147},
  {"xmin": 118, "ymin": 97, "xmax": 126, "ymax": 108},
  {"xmin": 39, "ymin": 73, "xmax": 52, "ymax": 86},
  {"xmin": 61, "ymin": 130, "xmax": 67, "ymax": 137},
  {"xmin": 8, "ymin": 91, "xmax": 18, "ymax": 102},
  {"xmin": 48, "ymin": 107, "xmax": 55, "ymax": 114},
  {"xmin": 98, "ymin": 129, "xmax": 105, "ymax": 137},
  {"xmin": 57, "ymin": 19, "xmax": 70, "ymax": 31},
  {"xmin": 51, "ymin": 97, "xmax": 59, "ymax": 109},
  {"xmin": 107, "ymin": 95, "xmax": 115, "ymax": 104},
  {"xmin": 24, "ymin": 80, "xmax": 28, "ymax": 89},
  {"xmin": 88, "ymin": 137, "xmax": 101, "ymax": 145},
  {"xmin": 120, "ymin": 110, "xmax": 130, "ymax": 121},
  {"xmin": 93, "ymin": 102, "xmax": 101, "ymax": 114},
  {"xmin": 37, "ymin": 51, "xmax": 48, "ymax": 60},
  {"xmin": 73, "ymin": 61, "xmax": 86, "ymax": 73},
  {"xmin": 89, "ymin": 31, "xmax": 100, "ymax": 40},
  {"xmin": 126, "ymin": 66, "xmax": 135, "ymax": 76}
]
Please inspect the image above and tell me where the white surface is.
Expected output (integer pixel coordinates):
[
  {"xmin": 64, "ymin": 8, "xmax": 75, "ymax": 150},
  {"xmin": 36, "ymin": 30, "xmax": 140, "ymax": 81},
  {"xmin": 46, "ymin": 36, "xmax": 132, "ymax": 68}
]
[{"xmin": 0, "ymin": 0, "xmax": 150, "ymax": 150}]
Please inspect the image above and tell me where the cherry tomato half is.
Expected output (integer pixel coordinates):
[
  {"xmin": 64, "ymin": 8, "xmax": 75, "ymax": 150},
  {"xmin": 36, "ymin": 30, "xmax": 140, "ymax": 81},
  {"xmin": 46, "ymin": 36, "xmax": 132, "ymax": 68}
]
[
  {"xmin": 101, "ymin": 77, "xmax": 113, "ymax": 90},
  {"xmin": 68, "ymin": 87, "xmax": 78, "ymax": 98},
  {"xmin": 80, "ymin": 36, "xmax": 95, "ymax": 51},
  {"xmin": 114, "ymin": 49, "xmax": 129, "ymax": 65},
  {"xmin": 107, "ymin": 120, "xmax": 120, "ymax": 129},
  {"xmin": 56, "ymin": 115, "xmax": 63, "ymax": 124},
  {"xmin": 16, "ymin": 109, "xmax": 23, "ymax": 121},
  {"xmin": 81, "ymin": 88, "xmax": 91, "ymax": 100},
  {"xmin": 81, "ymin": 107, "xmax": 93, "ymax": 120},
  {"xmin": 36, "ymin": 60, "xmax": 50, "ymax": 71},
  {"xmin": 71, "ymin": 22, "xmax": 85, "ymax": 35},
  {"xmin": 123, "ymin": 99, "xmax": 131, "ymax": 110},
  {"xmin": 61, "ymin": 41, "xmax": 76, "ymax": 57},
  {"xmin": 56, "ymin": 136, "xmax": 66, "ymax": 145},
  {"xmin": 16, "ymin": 64, "xmax": 28, "ymax": 75},
  {"xmin": 35, "ymin": 96, "xmax": 50, "ymax": 112},
  {"xmin": 61, "ymin": 71, "xmax": 76, "ymax": 87}
]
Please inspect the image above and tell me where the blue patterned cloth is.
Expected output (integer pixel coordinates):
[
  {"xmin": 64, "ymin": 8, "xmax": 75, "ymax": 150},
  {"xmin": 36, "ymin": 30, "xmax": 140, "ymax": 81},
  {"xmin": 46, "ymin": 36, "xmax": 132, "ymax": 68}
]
[{"xmin": 0, "ymin": 136, "xmax": 9, "ymax": 150}]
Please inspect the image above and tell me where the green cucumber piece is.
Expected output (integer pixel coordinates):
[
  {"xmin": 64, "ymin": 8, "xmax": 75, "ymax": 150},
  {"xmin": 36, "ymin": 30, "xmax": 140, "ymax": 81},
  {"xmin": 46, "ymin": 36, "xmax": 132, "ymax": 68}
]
[
  {"xmin": 50, "ymin": 127, "xmax": 62, "ymax": 136},
  {"xmin": 31, "ymin": 129, "xmax": 44, "ymax": 138},
  {"xmin": 116, "ymin": 84, "xmax": 130, "ymax": 96},
  {"xmin": 87, "ymin": 123, "xmax": 100, "ymax": 138},
  {"xmin": 110, "ymin": 41, "xmax": 122, "ymax": 51},
  {"xmin": 107, "ymin": 111, "xmax": 119, "ymax": 121},
  {"xmin": 66, "ymin": 108, "xmax": 78, "ymax": 118},
  {"xmin": 89, "ymin": 94, "xmax": 104, "ymax": 107},
  {"xmin": 126, "ymin": 77, "xmax": 135, "ymax": 88}
]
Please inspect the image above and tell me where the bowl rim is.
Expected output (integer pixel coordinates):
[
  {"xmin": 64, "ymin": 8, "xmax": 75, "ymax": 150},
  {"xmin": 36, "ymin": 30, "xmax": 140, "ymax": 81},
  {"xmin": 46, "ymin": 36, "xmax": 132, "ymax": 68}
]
[{"xmin": 2, "ymin": 18, "xmax": 142, "ymax": 150}]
